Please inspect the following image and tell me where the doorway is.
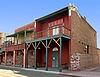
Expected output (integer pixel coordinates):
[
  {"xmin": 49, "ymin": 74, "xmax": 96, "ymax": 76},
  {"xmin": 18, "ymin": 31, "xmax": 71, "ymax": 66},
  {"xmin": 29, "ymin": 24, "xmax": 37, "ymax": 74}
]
[{"xmin": 52, "ymin": 47, "xmax": 58, "ymax": 68}]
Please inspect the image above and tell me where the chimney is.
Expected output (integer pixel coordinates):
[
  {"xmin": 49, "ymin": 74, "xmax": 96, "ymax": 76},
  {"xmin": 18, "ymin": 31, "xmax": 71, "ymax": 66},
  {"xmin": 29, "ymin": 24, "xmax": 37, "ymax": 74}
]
[{"xmin": 84, "ymin": 16, "xmax": 86, "ymax": 20}]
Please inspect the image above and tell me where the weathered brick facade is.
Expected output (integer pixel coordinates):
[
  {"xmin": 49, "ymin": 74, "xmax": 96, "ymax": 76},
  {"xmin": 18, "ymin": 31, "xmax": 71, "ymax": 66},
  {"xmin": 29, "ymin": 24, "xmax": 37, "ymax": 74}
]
[
  {"xmin": 16, "ymin": 51, "xmax": 23, "ymax": 67},
  {"xmin": 28, "ymin": 49, "xmax": 35, "ymax": 67},
  {"xmin": 70, "ymin": 10, "xmax": 98, "ymax": 70},
  {"xmin": 71, "ymin": 11, "xmax": 97, "ymax": 54}
]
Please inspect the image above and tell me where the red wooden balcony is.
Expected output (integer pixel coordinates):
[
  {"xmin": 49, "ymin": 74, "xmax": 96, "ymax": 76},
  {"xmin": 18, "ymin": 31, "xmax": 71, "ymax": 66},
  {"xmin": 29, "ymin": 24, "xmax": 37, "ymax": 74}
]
[
  {"xmin": 6, "ymin": 43, "xmax": 25, "ymax": 51},
  {"xmin": 27, "ymin": 26, "xmax": 71, "ymax": 41}
]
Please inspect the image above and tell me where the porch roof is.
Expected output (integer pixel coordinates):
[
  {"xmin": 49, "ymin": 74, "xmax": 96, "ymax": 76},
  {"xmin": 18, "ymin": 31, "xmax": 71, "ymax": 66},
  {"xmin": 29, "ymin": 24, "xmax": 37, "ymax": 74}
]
[
  {"xmin": 6, "ymin": 30, "xmax": 34, "ymax": 37},
  {"xmin": 36, "ymin": 7, "xmax": 68, "ymax": 22}
]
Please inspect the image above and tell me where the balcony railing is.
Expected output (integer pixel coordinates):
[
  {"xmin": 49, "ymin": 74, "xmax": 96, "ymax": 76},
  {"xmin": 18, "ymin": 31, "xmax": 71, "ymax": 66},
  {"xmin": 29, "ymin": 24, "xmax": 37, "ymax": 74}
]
[
  {"xmin": 27, "ymin": 26, "xmax": 71, "ymax": 41},
  {"xmin": 6, "ymin": 43, "xmax": 25, "ymax": 51},
  {"xmin": 4, "ymin": 26, "xmax": 71, "ymax": 51}
]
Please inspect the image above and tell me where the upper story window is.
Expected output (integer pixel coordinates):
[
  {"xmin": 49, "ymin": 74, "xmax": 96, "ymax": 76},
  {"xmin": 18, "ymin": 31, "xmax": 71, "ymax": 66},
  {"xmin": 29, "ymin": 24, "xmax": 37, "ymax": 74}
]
[
  {"xmin": 53, "ymin": 27, "xmax": 59, "ymax": 35},
  {"xmin": 85, "ymin": 45, "xmax": 89, "ymax": 54}
]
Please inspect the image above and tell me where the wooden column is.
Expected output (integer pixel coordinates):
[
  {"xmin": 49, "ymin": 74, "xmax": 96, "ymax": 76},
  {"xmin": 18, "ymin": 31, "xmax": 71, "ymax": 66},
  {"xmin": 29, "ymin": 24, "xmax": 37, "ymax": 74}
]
[
  {"xmin": 46, "ymin": 39, "xmax": 48, "ymax": 71},
  {"xmin": 13, "ymin": 50, "xmax": 16, "ymax": 66},
  {"xmin": 5, "ymin": 51, "xmax": 7, "ymax": 66},
  {"xmin": 59, "ymin": 37, "xmax": 62, "ymax": 72},
  {"xmin": 26, "ymin": 44, "xmax": 28, "ymax": 68},
  {"xmin": 23, "ymin": 48, "xmax": 26, "ymax": 68},
  {"xmin": 24, "ymin": 30, "xmax": 27, "ymax": 42},
  {"xmin": 34, "ymin": 41, "xmax": 37, "ymax": 69},
  {"xmin": 17, "ymin": 34, "xmax": 19, "ymax": 44}
]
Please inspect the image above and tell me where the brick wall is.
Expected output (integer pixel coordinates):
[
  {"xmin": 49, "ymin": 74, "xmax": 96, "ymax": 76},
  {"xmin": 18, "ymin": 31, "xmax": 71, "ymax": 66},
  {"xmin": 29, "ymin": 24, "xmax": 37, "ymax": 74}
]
[
  {"xmin": 71, "ymin": 11, "xmax": 98, "ymax": 70},
  {"xmin": 7, "ymin": 52, "xmax": 13, "ymax": 66},
  {"xmin": 80, "ymin": 53, "xmax": 99, "ymax": 69},
  {"xmin": 28, "ymin": 49, "xmax": 35, "ymax": 67},
  {"xmin": 16, "ymin": 51, "xmax": 23, "ymax": 67},
  {"xmin": 1, "ymin": 55, "xmax": 5, "ymax": 65}
]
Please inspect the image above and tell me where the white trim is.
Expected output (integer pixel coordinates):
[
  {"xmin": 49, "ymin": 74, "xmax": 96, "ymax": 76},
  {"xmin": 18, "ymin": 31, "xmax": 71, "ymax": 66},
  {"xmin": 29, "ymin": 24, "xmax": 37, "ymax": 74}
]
[{"xmin": 68, "ymin": 3, "xmax": 81, "ymax": 18}]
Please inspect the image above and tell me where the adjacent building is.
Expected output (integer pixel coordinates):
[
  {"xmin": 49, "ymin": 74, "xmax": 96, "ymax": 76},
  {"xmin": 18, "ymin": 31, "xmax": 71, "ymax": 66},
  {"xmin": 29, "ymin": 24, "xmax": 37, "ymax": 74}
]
[
  {"xmin": 0, "ymin": 32, "xmax": 10, "ymax": 64},
  {"xmin": 0, "ymin": 4, "xmax": 99, "ymax": 71}
]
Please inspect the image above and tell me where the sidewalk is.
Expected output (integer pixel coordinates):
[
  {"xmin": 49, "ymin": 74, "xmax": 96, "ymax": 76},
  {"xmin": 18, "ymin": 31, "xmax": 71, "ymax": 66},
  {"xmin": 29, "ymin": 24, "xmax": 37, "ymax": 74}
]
[
  {"xmin": 61, "ymin": 65, "xmax": 100, "ymax": 77},
  {"xmin": 61, "ymin": 71, "xmax": 100, "ymax": 77},
  {"xmin": 1, "ymin": 65, "xmax": 100, "ymax": 77}
]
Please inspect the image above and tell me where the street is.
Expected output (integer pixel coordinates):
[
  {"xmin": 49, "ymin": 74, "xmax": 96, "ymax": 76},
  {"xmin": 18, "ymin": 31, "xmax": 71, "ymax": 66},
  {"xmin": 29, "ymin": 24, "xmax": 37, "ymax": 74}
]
[{"xmin": 0, "ymin": 66, "xmax": 75, "ymax": 77}]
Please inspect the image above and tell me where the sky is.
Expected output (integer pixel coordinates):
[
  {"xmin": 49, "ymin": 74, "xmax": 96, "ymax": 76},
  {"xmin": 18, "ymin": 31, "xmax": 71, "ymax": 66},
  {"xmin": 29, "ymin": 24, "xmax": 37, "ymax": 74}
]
[{"xmin": 0, "ymin": 0, "xmax": 100, "ymax": 48}]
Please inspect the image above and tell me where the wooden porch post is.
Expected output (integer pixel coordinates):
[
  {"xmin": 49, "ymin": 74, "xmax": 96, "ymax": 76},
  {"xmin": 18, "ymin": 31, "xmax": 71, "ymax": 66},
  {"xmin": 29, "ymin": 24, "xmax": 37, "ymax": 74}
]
[
  {"xmin": 13, "ymin": 50, "xmax": 16, "ymax": 66},
  {"xmin": 34, "ymin": 41, "xmax": 37, "ymax": 69},
  {"xmin": 26, "ymin": 44, "xmax": 28, "ymax": 68},
  {"xmin": 59, "ymin": 37, "xmax": 62, "ymax": 72},
  {"xmin": 46, "ymin": 39, "xmax": 48, "ymax": 71},
  {"xmin": 24, "ymin": 30, "xmax": 28, "ymax": 68},
  {"xmin": 5, "ymin": 51, "xmax": 7, "ymax": 66},
  {"xmin": 23, "ymin": 48, "xmax": 26, "ymax": 68},
  {"xmin": 17, "ymin": 34, "xmax": 19, "ymax": 44},
  {"xmin": 24, "ymin": 30, "xmax": 27, "ymax": 42}
]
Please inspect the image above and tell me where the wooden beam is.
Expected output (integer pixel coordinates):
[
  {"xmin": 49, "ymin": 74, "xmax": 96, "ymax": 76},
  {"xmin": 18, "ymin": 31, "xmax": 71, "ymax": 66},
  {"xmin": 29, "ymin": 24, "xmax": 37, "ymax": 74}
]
[
  {"xmin": 36, "ymin": 41, "xmax": 41, "ymax": 49},
  {"xmin": 57, "ymin": 37, "xmax": 60, "ymax": 42},
  {"xmin": 27, "ymin": 42, "xmax": 32, "ymax": 50},
  {"xmin": 47, "ymin": 39, "xmax": 52, "ymax": 48},
  {"xmin": 40, "ymin": 40, "xmax": 46, "ymax": 48},
  {"xmin": 32, "ymin": 43, "xmax": 35, "ymax": 49},
  {"xmin": 53, "ymin": 38, "xmax": 60, "ymax": 47}
]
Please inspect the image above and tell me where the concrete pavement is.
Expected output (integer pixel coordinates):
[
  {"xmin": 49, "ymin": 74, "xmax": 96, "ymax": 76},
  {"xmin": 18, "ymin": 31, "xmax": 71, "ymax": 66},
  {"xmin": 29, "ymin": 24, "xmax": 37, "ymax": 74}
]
[
  {"xmin": 61, "ymin": 65, "xmax": 100, "ymax": 77},
  {"xmin": 1, "ymin": 65, "xmax": 100, "ymax": 77},
  {"xmin": 0, "ymin": 65, "xmax": 75, "ymax": 77}
]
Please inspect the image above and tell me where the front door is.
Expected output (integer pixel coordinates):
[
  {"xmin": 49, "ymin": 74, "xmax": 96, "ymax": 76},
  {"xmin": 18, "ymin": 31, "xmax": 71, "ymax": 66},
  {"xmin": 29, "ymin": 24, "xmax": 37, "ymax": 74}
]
[{"xmin": 52, "ymin": 51, "xmax": 58, "ymax": 68}]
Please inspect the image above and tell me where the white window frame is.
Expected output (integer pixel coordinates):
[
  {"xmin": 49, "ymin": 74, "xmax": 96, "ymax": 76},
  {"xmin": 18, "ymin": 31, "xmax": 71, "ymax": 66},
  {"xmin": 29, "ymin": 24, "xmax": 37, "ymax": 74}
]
[{"xmin": 53, "ymin": 27, "xmax": 59, "ymax": 35}]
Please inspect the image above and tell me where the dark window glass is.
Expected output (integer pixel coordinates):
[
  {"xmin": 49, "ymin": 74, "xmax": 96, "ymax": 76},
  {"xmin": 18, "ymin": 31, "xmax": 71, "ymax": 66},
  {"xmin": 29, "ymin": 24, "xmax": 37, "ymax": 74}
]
[{"xmin": 87, "ymin": 45, "xmax": 89, "ymax": 54}]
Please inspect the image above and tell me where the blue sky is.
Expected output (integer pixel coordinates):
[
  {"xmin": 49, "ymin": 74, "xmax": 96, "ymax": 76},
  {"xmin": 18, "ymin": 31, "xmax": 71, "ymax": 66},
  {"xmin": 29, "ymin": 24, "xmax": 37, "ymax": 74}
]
[{"xmin": 0, "ymin": 0, "xmax": 100, "ymax": 48}]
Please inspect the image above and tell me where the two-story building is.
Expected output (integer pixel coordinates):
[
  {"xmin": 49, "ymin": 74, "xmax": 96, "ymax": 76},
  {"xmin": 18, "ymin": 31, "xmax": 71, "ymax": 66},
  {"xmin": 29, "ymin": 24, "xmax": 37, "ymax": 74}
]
[{"xmin": 1, "ymin": 4, "xmax": 99, "ymax": 71}]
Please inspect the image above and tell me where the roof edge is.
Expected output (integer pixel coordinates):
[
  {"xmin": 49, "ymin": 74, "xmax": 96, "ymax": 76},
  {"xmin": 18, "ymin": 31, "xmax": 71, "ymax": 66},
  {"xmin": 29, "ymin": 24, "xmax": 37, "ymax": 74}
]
[{"xmin": 36, "ymin": 7, "xmax": 68, "ymax": 22}]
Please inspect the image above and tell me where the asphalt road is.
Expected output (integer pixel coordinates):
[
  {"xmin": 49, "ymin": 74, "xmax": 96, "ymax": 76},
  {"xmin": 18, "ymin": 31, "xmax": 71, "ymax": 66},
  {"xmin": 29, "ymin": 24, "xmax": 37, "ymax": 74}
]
[{"xmin": 0, "ymin": 66, "xmax": 76, "ymax": 77}]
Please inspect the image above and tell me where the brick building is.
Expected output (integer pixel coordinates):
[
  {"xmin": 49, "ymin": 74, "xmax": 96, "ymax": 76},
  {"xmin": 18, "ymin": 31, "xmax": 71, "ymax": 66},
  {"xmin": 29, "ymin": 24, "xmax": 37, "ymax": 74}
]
[
  {"xmin": 0, "ymin": 32, "xmax": 10, "ymax": 64},
  {"xmin": 0, "ymin": 4, "xmax": 99, "ymax": 71}
]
